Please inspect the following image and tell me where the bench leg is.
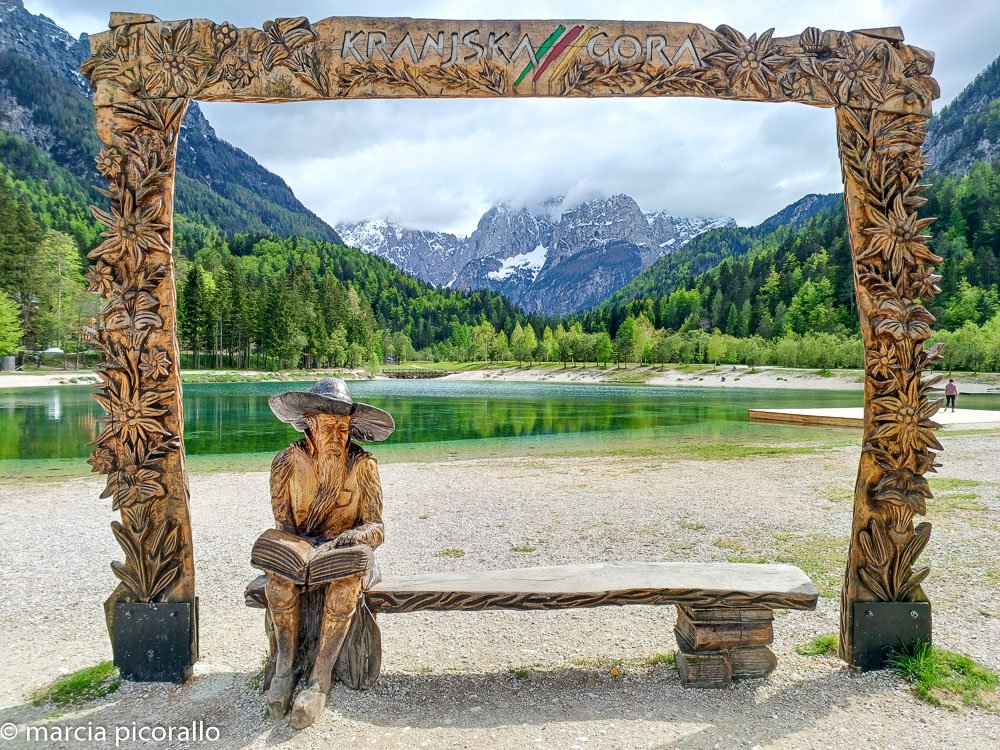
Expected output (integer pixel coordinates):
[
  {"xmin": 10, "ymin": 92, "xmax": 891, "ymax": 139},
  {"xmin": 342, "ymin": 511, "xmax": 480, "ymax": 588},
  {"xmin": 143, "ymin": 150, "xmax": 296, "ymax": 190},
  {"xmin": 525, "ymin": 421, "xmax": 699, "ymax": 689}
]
[{"xmin": 674, "ymin": 606, "xmax": 777, "ymax": 688}]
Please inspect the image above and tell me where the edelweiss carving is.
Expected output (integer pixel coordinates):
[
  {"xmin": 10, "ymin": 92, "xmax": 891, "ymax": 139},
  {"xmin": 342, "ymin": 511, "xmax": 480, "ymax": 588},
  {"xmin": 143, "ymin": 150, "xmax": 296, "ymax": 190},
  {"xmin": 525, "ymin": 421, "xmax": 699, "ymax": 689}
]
[
  {"xmin": 83, "ymin": 16, "xmax": 328, "ymax": 100},
  {"xmin": 84, "ymin": 97, "xmax": 194, "ymax": 613},
  {"xmin": 837, "ymin": 107, "xmax": 942, "ymax": 660},
  {"xmin": 83, "ymin": 13, "xmax": 939, "ymax": 675},
  {"xmin": 84, "ymin": 17, "xmax": 937, "ymax": 115}
]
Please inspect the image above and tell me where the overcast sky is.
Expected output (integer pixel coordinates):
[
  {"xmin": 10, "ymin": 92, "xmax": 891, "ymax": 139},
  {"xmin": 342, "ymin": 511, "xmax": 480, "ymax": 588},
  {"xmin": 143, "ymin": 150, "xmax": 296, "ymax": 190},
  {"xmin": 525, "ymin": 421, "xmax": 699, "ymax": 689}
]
[{"xmin": 27, "ymin": 1, "xmax": 1000, "ymax": 234}]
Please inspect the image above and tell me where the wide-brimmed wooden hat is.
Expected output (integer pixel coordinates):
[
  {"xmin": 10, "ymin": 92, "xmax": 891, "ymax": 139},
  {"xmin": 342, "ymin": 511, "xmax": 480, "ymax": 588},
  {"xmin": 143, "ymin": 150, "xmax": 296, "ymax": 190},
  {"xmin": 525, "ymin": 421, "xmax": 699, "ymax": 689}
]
[{"xmin": 268, "ymin": 378, "xmax": 395, "ymax": 442}]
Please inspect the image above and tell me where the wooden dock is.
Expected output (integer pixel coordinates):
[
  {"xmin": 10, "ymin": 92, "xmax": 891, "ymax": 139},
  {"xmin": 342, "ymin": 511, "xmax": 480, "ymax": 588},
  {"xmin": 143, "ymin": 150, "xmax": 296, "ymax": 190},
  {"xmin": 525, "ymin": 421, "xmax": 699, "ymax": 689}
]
[{"xmin": 748, "ymin": 407, "xmax": 1000, "ymax": 429}]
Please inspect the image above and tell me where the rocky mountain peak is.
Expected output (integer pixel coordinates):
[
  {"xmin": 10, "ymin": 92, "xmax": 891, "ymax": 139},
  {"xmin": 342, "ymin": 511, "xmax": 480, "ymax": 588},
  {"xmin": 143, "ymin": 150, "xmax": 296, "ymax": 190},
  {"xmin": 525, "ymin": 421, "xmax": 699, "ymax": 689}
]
[
  {"xmin": 924, "ymin": 53, "xmax": 1000, "ymax": 176},
  {"xmin": 339, "ymin": 194, "xmax": 735, "ymax": 314},
  {"xmin": 553, "ymin": 194, "xmax": 654, "ymax": 257},
  {"xmin": 336, "ymin": 219, "xmax": 467, "ymax": 287},
  {"xmin": 470, "ymin": 202, "xmax": 555, "ymax": 260},
  {"xmin": 0, "ymin": 0, "xmax": 90, "ymax": 95}
]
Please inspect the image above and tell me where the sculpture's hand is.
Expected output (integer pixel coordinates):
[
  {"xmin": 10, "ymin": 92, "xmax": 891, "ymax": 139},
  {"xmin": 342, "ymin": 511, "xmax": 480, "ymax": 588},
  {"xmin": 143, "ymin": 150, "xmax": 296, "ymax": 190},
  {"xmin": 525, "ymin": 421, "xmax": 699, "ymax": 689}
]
[{"xmin": 333, "ymin": 528, "xmax": 362, "ymax": 547}]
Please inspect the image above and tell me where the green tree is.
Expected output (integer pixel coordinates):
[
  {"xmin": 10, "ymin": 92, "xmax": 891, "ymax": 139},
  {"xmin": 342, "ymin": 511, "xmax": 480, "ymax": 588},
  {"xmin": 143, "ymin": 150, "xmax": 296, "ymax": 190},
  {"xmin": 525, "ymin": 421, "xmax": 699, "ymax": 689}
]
[
  {"xmin": 595, "ymin": 331, "xmax": 612, "ymax": 366},
  {"xmin": 179, "ymin": 263, "xmax": 218, "ymax": 368},
  {"xmin": 493, "ymin": 329, "xmax": 511, "ymax": 361},
  {"xmin": 0, "ymin": 290, "xmax": 23, "ymax": 355},
  {"xmin": 521, "ymin": 323, "xmax": 538, "ymax": 364},
  {"xmin": 725, "ymin": 303, "xmax": 739, "ymax": 336},
  {"xmin": 472, "ymin": 321, "xmax": 495, "ymax": 362},
  {"xmin": 540, "ymin": 326, "xmax": 555, "ymax": 361},
  {"xmin": 510, "ymin": 322, "xmax": 526, "ymax": 364},
  {"xmin": 511, "ymin": 321, "xmax": 537, "ymax": 364},
  {"xmin": 632, "ymin": 314, "xmax": 657, "ymax": 364},
  {"xmin": 614, "ymin": 316, "xmax": 635, "ymax": 367}
]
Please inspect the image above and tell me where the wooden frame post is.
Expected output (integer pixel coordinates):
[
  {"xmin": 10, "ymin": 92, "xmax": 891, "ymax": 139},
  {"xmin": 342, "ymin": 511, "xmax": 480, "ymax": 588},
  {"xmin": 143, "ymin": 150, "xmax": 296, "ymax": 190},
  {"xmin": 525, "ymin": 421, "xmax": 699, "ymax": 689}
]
[{"xmin": 82, "ymin": 14, "xmax": 940, "ymax": 678}]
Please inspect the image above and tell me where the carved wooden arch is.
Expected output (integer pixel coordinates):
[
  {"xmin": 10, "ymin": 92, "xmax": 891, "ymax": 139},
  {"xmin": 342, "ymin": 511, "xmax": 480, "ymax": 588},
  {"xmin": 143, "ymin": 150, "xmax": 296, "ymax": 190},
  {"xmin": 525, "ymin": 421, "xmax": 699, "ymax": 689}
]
[{"xmin": 82, "ymin": 14, "xmax": 941, "ymax": 671}]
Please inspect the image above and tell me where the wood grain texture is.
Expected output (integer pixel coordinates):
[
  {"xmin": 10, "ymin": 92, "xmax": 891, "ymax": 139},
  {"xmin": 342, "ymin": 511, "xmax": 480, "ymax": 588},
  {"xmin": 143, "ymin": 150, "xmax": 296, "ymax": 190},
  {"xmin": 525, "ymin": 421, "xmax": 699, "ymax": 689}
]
[
  {"xmin": 676, "ymin": 607, "xmax": 773, "ymax": 650},
  {"xmin": 836, "ymin": 107, "xmax": 941, "ymax": 665},
  {"xmin": 85, "ymin": 100, "xmax": 196, "ymax": 659},
  {"xmin": 675, "ymin": 606, "xmax": 778, "ymax": 687},
  {"xmin": 366, "ymin": 562, "xmax": 819, "ymax": 613},
  {"xmin": 83, "ymin": 16, "xmax": 938, "ymax": 115}
]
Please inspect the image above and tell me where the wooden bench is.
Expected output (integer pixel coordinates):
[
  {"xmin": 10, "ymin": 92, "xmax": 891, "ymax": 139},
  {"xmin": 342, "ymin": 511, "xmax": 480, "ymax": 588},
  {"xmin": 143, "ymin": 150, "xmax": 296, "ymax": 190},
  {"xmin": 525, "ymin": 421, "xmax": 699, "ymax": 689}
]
[{"xmin": 247, "ymin": 561, "xmax": 818, "ymax": 689}]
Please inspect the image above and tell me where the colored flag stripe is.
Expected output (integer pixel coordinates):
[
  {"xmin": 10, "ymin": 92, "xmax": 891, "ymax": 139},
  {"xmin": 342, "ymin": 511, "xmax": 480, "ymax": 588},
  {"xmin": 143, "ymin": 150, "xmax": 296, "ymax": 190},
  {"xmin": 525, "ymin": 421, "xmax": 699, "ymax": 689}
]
[
  {"xmin": 514, "ymin": 25, "xmax": 566, "ymax": 87},
  {"xmin": 547, "ymin": 26, "xmax": 601, "ymax": 82},
  {"xmin": 532, "ymin": 25, "xmax": 585, "ymax": 82}
]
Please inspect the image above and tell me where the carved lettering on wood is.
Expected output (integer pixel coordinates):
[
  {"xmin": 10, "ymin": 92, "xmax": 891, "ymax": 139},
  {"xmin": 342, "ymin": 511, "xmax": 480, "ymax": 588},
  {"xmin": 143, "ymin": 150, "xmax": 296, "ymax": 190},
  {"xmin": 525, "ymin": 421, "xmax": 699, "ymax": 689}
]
[{"xmin": 84, "ymin": 17, "xmax": 938, "ymax": 114}]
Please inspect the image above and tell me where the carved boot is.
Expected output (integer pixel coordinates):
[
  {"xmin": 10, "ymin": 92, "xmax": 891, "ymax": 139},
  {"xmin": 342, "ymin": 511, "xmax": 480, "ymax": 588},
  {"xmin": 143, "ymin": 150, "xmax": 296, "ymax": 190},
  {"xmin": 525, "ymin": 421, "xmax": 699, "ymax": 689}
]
[
  {"xmin": 290, "ymin": 682, "xmax": 327, "ymax": 729},
  {"xmin": 267, "ymin": 675, "xmax": 296, "ymax": 719}
]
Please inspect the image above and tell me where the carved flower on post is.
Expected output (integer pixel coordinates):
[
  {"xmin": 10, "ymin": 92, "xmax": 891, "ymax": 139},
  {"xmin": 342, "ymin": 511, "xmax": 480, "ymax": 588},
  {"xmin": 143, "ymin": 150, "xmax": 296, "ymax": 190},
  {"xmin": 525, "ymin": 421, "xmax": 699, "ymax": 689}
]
[
  {"xmin": 223, "ymin": 53, "xmax": 257, "ymax": 89},
  {"xmin": 871, "ymin": 375, "xmax": 942, "ymax": 456},
  {"xmin": 94, "ymin": 385, "xmax": 171, "ymax": 447},
  {"xmin": 798, "ymin": 27, "xmax": 830, "ymax": 56},
  {"xmin": 109, "ymin": 445, "xmax": 167, "ymax": 510},
  {"xmin": 250, "ymin": 17, "xmax": 328, "ymax": 96},
  {"xmin": 707, "ymin": 25, "xmax": 785, "ymax": 97},
  {"xmin": 90, "ymin": 192, "xmax": 170, "ymax": 269},
  {"xmin": 867, "ymin": 342, "xmax": 899, "ymax": 380},
  {"xmin": 139, "ymin": 348, "xmax": 172, "ymax": 380},
  {"xmin": 909, "ymin": 268, "xmax": 942, "ymax": 300},
  {"xmin": 88, "ymin": 447, "xmax": 117, "ymax": 475},
  {"xmin": 858, "ymin": 517, "xmax": 930, "ymax": 602},
  {"xmin": 96, "ymin": 148, "xmax": 126, "ymax": 181},
  {"xmin": 859, "ymin": 195, "xmax": 938, "ymax": 278},
  {"xmin": 873, "ymin": 298, "xmax": 935, "ymax": 344},
  {"xmin": 85, "ymin": 263, "xmax": 116, "ymax": 298},
  {"xmin": 260, "ymin": 17, "xmax": 317, "ymax": 68},
  {"xmin": 104, "ymin": 290, "xmax": 164, "ymax": 336},
  {"xmin": 212, "ymin": 21, "xmax": 240, "ymax": 56}
]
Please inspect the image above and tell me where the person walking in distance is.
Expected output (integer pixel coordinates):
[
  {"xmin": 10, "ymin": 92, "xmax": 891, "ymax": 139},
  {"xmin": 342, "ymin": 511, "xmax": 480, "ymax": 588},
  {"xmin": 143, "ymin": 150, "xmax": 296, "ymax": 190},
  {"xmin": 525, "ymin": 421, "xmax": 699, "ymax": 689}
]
[{"xmin": 945, "ymin": 378, "xmax": 958, "ymax": 412}]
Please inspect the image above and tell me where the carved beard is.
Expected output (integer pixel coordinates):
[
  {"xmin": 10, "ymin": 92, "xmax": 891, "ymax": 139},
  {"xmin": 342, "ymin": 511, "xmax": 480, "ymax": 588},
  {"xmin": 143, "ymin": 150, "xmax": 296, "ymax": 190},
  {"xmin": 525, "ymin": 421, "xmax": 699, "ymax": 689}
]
[{"xmin": 308, "ymin": 418, "xmax": 350, "ymax": 499}]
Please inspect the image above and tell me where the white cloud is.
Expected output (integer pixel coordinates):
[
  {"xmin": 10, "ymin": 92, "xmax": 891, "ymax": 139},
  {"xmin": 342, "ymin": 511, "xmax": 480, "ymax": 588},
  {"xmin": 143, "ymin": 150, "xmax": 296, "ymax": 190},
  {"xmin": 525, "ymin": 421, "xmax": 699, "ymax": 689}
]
[{"xmin": 25, "ymin": 0, "xmax": 1000, "ymax": 233}]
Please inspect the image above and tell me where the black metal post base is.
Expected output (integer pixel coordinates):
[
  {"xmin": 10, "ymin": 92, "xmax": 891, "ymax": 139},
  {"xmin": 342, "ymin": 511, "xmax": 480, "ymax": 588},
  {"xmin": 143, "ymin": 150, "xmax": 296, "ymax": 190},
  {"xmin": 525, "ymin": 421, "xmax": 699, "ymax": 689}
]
[
  {"xmin": 851, "ymin": 601, "xmax": 931, "ymax": 671},
  {"xmin": 112, "ymin": 601, "xmax": 198, "ymax": 683}
]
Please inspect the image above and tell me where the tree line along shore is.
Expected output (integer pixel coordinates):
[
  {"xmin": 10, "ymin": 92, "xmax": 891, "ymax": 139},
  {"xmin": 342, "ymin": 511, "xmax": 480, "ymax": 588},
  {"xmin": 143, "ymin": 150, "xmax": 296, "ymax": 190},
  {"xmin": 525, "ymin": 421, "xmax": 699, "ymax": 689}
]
[{"xmin": 3, "ymin": 152, "xmax": 1000, "ymax": 374}]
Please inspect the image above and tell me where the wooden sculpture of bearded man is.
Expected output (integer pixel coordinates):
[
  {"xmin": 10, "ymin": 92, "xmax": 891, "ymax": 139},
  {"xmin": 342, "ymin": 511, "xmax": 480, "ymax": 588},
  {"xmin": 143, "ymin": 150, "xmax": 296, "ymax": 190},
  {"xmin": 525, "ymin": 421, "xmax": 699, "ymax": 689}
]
[{"xmin": 251, "ymin": 378, "xmax": 393, "ymax": 729}]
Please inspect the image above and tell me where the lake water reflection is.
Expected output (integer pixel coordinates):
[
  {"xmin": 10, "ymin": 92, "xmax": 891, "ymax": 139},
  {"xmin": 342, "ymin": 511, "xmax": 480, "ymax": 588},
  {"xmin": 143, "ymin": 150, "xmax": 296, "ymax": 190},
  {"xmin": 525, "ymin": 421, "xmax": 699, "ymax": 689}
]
[{"xmin": 1, "ymin": 378, "xmax": 995, "ymax": 473}]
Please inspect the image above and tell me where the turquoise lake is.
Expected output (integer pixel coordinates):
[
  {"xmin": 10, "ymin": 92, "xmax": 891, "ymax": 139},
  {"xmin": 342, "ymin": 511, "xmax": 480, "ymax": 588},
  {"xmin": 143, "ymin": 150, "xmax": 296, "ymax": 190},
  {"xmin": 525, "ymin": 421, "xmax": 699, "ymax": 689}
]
[{"xmin": 1, "ymin": 379, "xmax": 997, "ymax": 479}]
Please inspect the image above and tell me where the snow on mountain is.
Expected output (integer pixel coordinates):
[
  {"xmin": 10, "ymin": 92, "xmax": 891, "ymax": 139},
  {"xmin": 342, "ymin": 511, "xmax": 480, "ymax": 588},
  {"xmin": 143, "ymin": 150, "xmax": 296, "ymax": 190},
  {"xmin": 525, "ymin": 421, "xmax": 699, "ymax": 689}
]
[
  {"xmin": 487, "ymin": 244, "xmax": 548, "ymax": 281},
  {"xmin": 335, "ymin": 219, "xmax": 469, "ymax": 287},
  {"xmin": 338, "ymin": 195, "xmax": 735, "ymax": 314}
]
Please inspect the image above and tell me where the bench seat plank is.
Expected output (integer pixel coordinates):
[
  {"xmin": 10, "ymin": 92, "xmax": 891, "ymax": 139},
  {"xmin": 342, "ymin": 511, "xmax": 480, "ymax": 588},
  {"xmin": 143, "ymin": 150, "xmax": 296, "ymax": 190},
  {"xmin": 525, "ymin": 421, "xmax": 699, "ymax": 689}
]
[{"xmin": 365, "ymin": 562, "xmax": 818, "ymax": 614}]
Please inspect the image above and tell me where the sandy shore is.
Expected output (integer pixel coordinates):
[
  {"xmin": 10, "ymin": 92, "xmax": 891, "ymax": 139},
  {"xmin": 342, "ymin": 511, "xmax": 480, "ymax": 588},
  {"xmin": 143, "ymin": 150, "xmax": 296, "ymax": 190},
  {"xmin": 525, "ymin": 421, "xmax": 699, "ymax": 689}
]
[
  {"xmin": 449, "ymin": 364, "xmax": 1000, "ymax": 394},
  {"xmin": 1, "ymin": 432, "xmax": 997, "ymax": 748},
  {"xmin": 0, "ymin": 371, "xmax": 101, "ymax": 388},
  {"xmin": 0, "ymin": 369, "xmax": 367, "ymax": 389},
  {"xmin": 5, "ymin": 364, "xmax": 1000, "ymax": 394}
]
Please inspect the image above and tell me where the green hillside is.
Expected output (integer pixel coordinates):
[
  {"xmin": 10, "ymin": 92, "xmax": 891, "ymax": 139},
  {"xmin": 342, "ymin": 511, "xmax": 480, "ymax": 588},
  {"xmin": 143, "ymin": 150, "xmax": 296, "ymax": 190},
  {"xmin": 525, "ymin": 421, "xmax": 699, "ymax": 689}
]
[
  {"xmin": 0, "ymin": 47, "xmax": 340, "ymax": 242},
  {"xmin": 572, "ymin": 162, "xmax": 1000, "ymax": 371},
  {"xmin": 0, "ymin": 128, "xmax": 541, "ymax": 366}
]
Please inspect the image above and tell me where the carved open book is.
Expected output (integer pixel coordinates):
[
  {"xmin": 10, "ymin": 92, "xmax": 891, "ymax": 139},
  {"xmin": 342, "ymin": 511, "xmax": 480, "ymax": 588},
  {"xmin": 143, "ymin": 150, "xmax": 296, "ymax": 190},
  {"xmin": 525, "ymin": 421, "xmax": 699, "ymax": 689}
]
[{"xmin": 251, "ymin": 528, "xmax": 373, "ymax": 586}]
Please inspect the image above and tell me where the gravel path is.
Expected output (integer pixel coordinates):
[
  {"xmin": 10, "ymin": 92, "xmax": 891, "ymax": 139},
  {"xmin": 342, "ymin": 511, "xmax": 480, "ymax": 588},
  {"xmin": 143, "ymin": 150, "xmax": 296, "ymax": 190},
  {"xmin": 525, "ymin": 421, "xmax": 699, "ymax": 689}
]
[{"xmin": 0, "ymin": 434, "xmax": 997, "ymax": 749}]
